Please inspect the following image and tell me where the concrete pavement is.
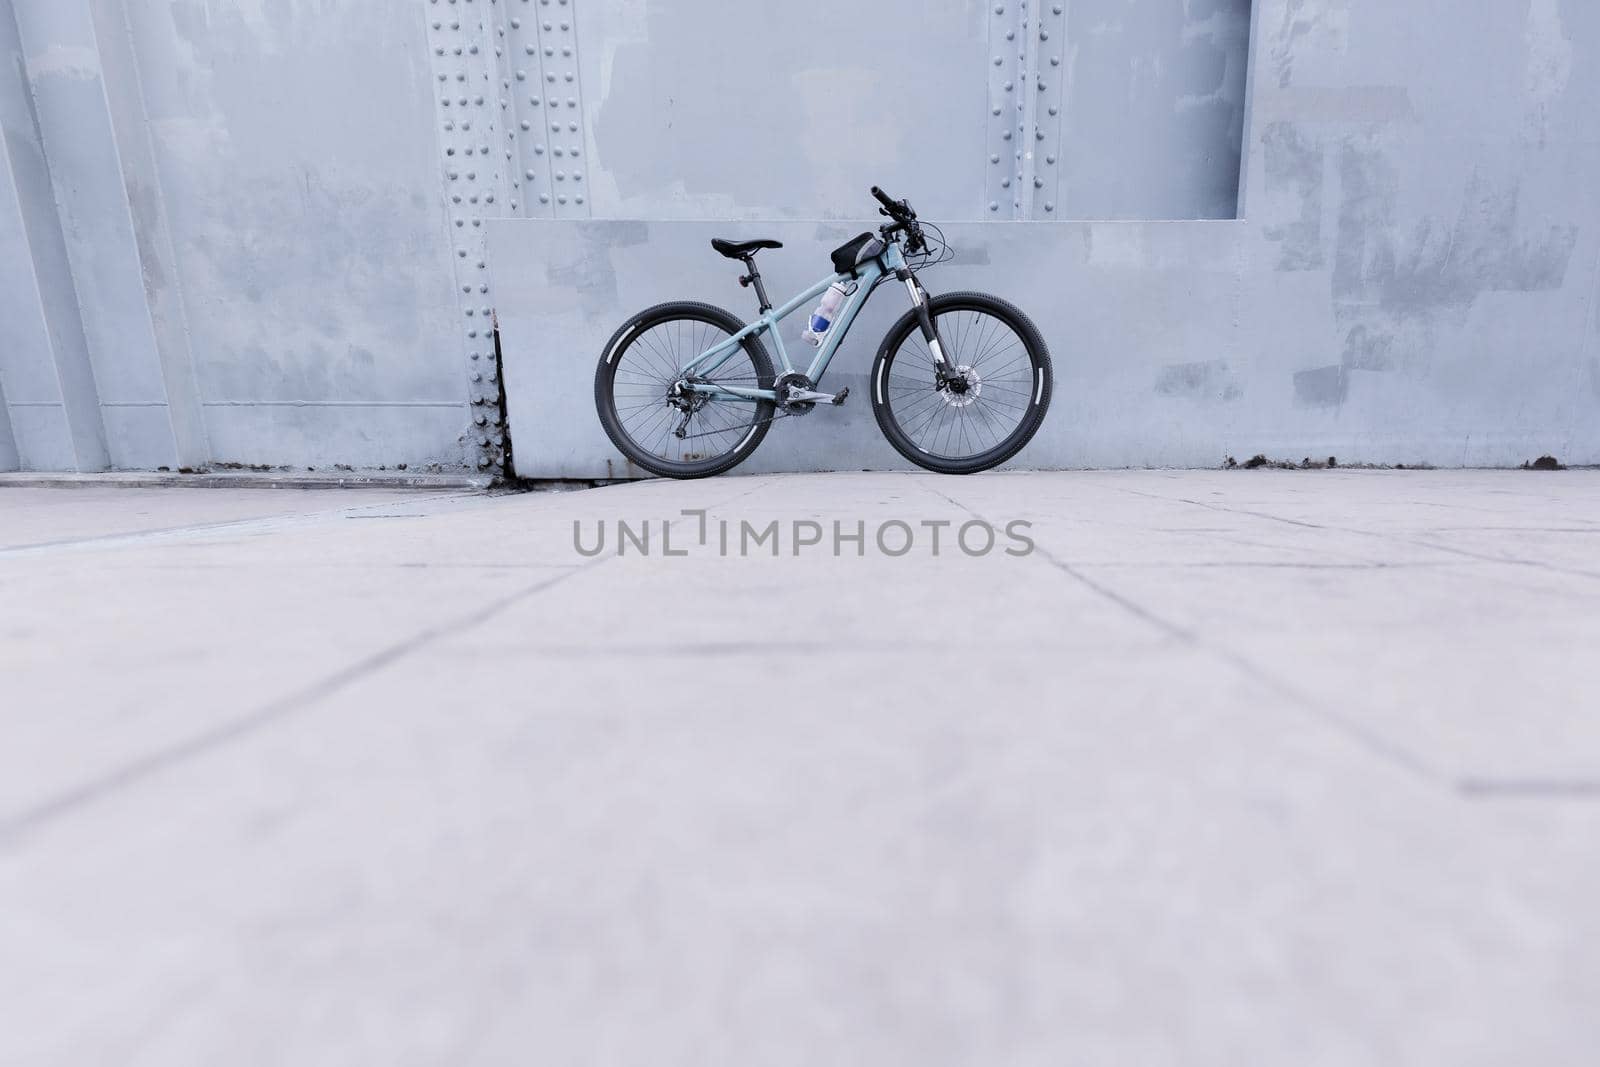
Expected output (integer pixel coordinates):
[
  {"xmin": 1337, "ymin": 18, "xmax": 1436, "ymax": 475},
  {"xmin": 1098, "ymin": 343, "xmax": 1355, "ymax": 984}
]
[{"xmin": 2, "ymin": 471, "xmax": 1598, "ymax": 1065}]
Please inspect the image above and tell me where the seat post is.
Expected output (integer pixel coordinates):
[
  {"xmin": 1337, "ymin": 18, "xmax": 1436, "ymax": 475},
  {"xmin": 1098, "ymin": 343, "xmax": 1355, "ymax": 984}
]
[{"xmin": 742, "ymin": 255, "xmax": 773, "ymax": 313}]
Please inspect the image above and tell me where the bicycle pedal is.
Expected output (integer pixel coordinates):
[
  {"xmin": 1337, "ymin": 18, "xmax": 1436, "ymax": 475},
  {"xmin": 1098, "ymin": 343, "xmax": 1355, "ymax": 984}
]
[{"xmin": 830, "ymin": 387, "xmax": 849, "ymax": 406}]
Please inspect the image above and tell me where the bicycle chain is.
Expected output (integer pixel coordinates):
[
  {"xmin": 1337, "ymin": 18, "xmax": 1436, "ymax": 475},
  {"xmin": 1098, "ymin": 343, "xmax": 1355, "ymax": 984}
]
[{"xmin": 674, "ymin": 407, "xmax": 797, "ymax": 441}]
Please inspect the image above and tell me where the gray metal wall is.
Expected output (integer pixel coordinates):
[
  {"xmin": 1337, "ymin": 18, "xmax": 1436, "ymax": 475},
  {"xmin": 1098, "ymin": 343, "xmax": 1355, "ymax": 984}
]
[
  {"xmin": 4, "ymin": 1, "xmax": 1596, "ymax": 475},
  {"xmin": 0, "ymin": 0, "xmax": 475, "ymax": 472},
  {"xmin": 494, "ymin": 0, "xmax": 1600, "ymax": 475}
]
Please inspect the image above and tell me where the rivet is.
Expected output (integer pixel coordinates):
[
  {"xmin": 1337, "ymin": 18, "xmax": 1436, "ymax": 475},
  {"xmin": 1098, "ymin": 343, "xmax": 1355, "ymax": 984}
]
[
  {"xmin": 1044, "ymin": 201, "xmax": 1055, "ymax": 211},
  {"xmin": 989, "ymin": 201, "xmax": 999, "ymax": 211}
]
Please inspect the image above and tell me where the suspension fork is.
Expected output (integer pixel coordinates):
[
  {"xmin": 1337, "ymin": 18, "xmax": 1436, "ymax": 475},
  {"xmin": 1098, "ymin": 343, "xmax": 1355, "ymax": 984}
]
[{"xmin": 899, "ymin": 268, "xmax": 958, "ymax": 385}]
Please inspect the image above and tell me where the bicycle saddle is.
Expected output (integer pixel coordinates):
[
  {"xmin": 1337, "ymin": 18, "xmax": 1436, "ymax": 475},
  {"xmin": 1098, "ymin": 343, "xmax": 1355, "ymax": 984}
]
[{"xmin": 711, "ymin": 237, "xmax": 783, "ymax": 259}]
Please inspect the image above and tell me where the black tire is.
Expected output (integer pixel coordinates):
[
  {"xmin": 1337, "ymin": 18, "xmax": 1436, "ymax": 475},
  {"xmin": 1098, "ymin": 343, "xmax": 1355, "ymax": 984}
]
[
  {"xmin": 870, "ymin": 291, "xmax": 1052, "ymax": 474},
  {"xmin": 595, "ymin": 301, "xmax": 776, "ymax": 479}
]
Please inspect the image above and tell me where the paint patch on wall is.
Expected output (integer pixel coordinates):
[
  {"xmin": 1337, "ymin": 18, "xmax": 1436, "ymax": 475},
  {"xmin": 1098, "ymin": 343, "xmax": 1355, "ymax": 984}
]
[
  {"xmin": 1294, "ymin": 363, "xmax": 1346, "ymax": 407},
  {"xmin": 1155, "ymin": 359, "xmax": 1243, "ymax": 401},
  {"xmin": 1334, "ymin": 148, "xmax": 1578, "ymax": 308},
  {"xmin": 1261, "ymin": 122, "xmax": 1324, "ymax": 270}
]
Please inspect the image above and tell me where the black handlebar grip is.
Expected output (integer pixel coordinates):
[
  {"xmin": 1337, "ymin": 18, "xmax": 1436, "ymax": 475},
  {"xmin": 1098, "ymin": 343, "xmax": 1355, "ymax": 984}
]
[{"xmin": 871, "ymin": 186, "xmax": 899, "ymax": 211}]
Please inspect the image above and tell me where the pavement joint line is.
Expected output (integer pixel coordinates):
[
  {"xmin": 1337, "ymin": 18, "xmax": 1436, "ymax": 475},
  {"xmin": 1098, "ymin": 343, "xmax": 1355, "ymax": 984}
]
[
  {"xmin": 0, "ymin": 492, "xmax": 489, "ymax": 558},
  {"xmin": 1456, "ymin": 778, "xmax": 1600, "ymax": 798},
  {"xmin": 917, "ymin": 481, "xmax": 1450, "ymax": 792},
  {"xmin": 1109, "ymin": 485, "xmax": 1600, "ymax": 583},
  {"xmin": 0, "ymin": 563, "xmax": 604, "ymax": 846},
  {"xmin": 979, "ymin": 482, "xmax": 1600, "ymax": 799},
  {"xmin": 0, "ymin": 477, "xmax": 777, "ymax": 845}
]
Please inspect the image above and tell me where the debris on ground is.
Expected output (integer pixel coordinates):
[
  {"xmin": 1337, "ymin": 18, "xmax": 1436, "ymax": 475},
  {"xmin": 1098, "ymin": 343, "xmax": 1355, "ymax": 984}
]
[
  {"xmin": 1523, "ymin": 455, "xmax": 1565, "ymax": 470},
  {"xmin": 1223, "ymin": 455, "xmax": 1438, "ymax": 471},
  {"xmin": 1224, "ymin": 454, "xmax": 1338, "ymax": 470}
]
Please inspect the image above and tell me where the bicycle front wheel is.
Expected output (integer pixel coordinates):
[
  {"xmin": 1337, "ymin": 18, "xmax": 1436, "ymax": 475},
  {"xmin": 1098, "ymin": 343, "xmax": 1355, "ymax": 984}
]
[
  {"xmin": 870, "ymin": 291, "xmax": 1052, "ymax": 474},
  {"xmin": 594, "ymin": 301, "xmax": 776, "ymax": 479}
]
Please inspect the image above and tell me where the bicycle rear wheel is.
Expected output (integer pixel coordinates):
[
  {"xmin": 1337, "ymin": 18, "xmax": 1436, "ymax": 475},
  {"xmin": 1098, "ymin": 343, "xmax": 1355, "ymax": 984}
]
[
  {"xmin": 870, "ymin": 291, "xmax": 1052, "ymax": 474},
  {"xmin": 594, "ymin": 301, "xmax": 775, "ymax": 479}
]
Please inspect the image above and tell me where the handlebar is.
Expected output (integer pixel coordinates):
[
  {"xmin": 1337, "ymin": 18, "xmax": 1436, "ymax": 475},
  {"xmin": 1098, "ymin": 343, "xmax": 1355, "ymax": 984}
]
[
  {"xmin": 870, "ymin": 185, "xmax": 915, "ymax": 222},
  {"xmin": 870, "ymin": 185, "xmax": 926, "ymax": 254}
]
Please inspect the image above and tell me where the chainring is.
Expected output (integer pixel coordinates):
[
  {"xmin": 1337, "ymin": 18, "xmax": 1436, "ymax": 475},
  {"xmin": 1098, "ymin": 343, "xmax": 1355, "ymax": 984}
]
[{"xmin": 774, "ymin": 371, "xmax": 817, "ymax": 416}]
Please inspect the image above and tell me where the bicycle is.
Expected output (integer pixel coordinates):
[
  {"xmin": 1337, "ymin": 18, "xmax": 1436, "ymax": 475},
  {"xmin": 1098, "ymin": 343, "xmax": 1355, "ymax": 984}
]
[{"xmin": 594, "ymin": 186, "xmax": 1053, "ymax": 478}]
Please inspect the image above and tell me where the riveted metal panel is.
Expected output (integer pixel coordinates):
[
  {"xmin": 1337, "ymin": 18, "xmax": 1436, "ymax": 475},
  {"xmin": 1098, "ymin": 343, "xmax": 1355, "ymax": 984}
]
[
  {"xmin": 499, "ymin": 0, "xmax": 591, "ymax": 219},
  {"xmin": 1029, "ymin": 1, "xmax": 1068, "ymax": 219},
  {"xmin": 424, "ymin": 0, "xmax": 515, "ymax": 473},
  {"xmin": 984, "ymin": 1, "xmax": 1021, "ymax": 218}
]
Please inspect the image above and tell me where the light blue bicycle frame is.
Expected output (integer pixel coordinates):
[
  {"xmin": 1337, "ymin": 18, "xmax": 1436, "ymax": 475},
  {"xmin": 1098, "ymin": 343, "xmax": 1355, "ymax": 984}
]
[{"xmin": 676, "ymin": 242, "xmax": 909, "ymax": 403}]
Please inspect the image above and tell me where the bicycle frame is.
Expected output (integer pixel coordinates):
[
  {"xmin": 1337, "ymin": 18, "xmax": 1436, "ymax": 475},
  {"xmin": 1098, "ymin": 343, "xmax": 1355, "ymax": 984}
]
[{"xmin": 677, "ymin": 242, "xmax": 910, "ymax": 403}]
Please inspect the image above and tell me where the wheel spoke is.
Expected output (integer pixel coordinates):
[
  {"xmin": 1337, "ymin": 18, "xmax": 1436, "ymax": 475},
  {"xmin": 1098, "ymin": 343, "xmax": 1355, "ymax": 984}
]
[
  {"xmin": 605, "ymin": 313, "xmax": 771, "ymax": 470},
  {"xmin": 882, "ymin": 302, "xmax": 1042, "ymax": 463}
]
